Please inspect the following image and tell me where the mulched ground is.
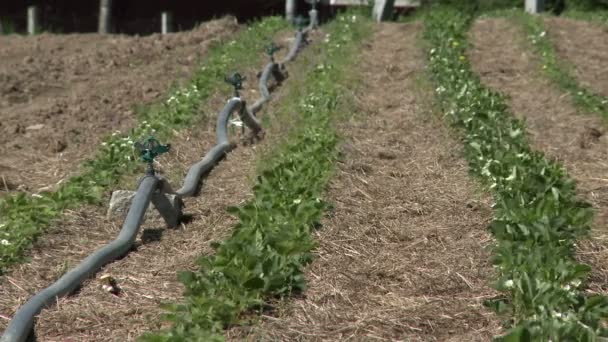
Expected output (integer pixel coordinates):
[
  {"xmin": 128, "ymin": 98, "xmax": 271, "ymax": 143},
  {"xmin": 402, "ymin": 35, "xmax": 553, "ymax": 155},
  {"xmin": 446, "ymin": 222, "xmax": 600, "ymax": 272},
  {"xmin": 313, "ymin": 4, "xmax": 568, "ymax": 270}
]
[
  {"xmin": 544, "ymin": 17, "xmax": 608, "ymax": 98},
  {"xmin": 230, "ymin": 22, "xmax": 502, "ymax": 342},
  {"xmin": 469, "ymin": 17, "xmax": 608, "ymax": 297},
  {"xmin": 0, "ymin": 30, "xmax": 323, "ymax": 341},
  {"xmin": 0, "ymin": 18, "xmax": 237, "ymax": 194}
]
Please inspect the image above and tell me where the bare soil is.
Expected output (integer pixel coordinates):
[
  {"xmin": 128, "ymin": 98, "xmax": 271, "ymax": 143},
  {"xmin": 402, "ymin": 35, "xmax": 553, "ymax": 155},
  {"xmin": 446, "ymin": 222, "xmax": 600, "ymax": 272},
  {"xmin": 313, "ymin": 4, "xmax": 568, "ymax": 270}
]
[
  {"xmin": 231, "ymin": 23, "xmax": 501, "ymax": 341},
  {"xmin": 0, "ymin": 30, "xmax": 323, "ymax": 341},
  {"xmin": 545, "ymin": 17, "xmax": 608, "ymax": 98},
  {"xmin": 0, "ymin": 17, "xmax": 238, "ymax": 194},
  {"xmin": 469, "ymin": 18, "xmax": 608, "ymax": 296}
]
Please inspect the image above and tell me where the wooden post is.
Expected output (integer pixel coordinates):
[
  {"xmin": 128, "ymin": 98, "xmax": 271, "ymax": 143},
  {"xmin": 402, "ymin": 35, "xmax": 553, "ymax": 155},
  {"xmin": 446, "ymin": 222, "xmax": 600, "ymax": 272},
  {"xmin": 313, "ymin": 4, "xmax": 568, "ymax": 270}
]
[
  {"xmin": 525, "ymin": 0, "xmax": 544, "ymax": 13},
  {"xmin": 161, "ymin": 12, "xmax": 173, "ymax": 34},
  {"xmin": 98, "ymin": 0, "xmax": 112, "ymax": 34},
  {"xmin": 27, "ymin": 6, "xmax": 39, "ymax": 35},
  {"xmin": 373, "ymin": 0, "xmax": 396, "ymax": 22},
  {"xmin": 286, "ymin": 0, "xmax": 296, "ymax": 24}
]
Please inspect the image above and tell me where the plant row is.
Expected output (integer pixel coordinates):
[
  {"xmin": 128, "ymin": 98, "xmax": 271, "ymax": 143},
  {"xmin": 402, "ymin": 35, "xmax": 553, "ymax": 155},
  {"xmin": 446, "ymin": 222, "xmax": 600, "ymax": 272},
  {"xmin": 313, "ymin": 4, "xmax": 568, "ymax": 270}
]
[
  {"xmin": 140, "ymin": 13, "xmax": 371, "ymax": 342},
  {"xmin": 0, "ymin": 18, "xmax": 287, "ymax": 273},
  {"xmin": 512, "ymin": 10, "xmax": 608, "ymax": 121},
  {"xmin": 423, "ymin": 6, "xmax": 608, "ymax": 340}
]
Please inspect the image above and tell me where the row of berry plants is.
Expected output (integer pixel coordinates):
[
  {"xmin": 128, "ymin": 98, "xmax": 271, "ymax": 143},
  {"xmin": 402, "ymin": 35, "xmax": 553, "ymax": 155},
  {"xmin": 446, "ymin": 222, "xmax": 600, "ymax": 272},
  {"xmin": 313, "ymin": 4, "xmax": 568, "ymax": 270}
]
[{"xmin": 423, "ymin": 6, "xmax": 608, "ymax": 340}]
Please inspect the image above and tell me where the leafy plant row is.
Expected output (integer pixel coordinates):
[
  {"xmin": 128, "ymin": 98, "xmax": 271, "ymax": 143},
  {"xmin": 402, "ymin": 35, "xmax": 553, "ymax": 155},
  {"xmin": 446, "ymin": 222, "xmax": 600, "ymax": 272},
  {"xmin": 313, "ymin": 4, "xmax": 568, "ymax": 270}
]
[
  {"xmin": 0, "ymin": 18, "xmax": 287, "ymax": 273},
  {"xmin": 140, "ymin": 13, "xmax": 371, "ymax": 342},
  {"xmin": 512, "ymin": 11, "xmax": 608, "ymax": 121},
  {"xmin": 423, "ymin": 6, "xmax": 608, "ymax": 340}
]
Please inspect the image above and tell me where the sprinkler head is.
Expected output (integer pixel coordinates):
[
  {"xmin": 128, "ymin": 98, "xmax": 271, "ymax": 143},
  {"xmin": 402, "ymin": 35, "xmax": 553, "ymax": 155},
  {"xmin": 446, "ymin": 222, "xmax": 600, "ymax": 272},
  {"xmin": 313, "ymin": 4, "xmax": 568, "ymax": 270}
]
[
  {"xmin": 224, "ymin": 72, "xmax": 245, "ymax": 97},
  {"xmin": 266, "ymin": 42, "xmax": 281, "ymax": 61},
  {"xmin": 134, "ymin": 136, "xmax": 170, "ymax": 175},
  {"xmin": 294, "ymin": 15, "xmax": 309, "ymax": 30}
]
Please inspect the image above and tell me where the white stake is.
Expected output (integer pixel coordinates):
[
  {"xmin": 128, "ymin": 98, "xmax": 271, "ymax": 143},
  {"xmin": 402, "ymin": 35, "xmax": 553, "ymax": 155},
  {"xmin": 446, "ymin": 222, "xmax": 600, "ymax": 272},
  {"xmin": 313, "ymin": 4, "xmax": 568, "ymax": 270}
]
[
  {"xmin": 161, "ymin": 12, "xmax": 173, "ymax": 34},
  {"xmin": 525, "ymin": 0, "xmax": 544, "ymax": 14},
  {"xmin": 27, "ymin": 6, "xmax": 39, "ymax": 35},
  {"xmin": 98, "ymin": 0, "xmax": 112, "ymax": 34},
  {"xmin": 372, "ymin": 0, "xmax": 396, "ymax": 22},
  {"xmin": 286, "ymin": 0, "xmax": 296, "ymax": 23}
]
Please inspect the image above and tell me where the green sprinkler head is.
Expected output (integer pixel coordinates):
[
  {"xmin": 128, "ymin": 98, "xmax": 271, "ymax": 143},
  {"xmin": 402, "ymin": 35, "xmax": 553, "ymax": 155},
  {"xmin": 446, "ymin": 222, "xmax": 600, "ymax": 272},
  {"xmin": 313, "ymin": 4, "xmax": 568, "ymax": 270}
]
[
  {"xmin": 134, "ymin": 136, "xmax": 170, "ymax": 175},
  {"xmin": 224, "ymin": 72, "xmax": 245, "ymax": 97},
  {"xmin": 266, "ymin": 42, "xmax": 281, "ymax": 61},
  {"xmin": 293, "ymin": 15, "xmax": 309, "ymax": 31}
]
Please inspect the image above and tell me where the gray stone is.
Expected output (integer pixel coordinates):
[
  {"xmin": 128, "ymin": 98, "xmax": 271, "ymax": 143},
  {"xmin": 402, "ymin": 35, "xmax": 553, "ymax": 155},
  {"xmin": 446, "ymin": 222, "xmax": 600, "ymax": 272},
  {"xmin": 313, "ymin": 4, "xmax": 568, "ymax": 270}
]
[{"xmin": 107, "ymin": 190, "xmax": 182, "ymax": 226}]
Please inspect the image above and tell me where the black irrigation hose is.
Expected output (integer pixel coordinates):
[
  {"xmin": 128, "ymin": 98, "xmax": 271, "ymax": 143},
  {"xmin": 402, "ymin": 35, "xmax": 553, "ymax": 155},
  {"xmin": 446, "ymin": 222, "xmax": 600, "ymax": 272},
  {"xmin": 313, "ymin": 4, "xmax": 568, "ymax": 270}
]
[
  {"xmin": 1, "ymin": 23, "xmax": 309, "ymax": 342},
  {"xmin": 1, "ymin": 176, "xmax": 159, "ymax": 342},
  {"xmin": 280, "ymin": 30, "xmax": 307, "ymax": 66},
  {"xmin": 249, "ymin": 62, "xmax": 284, "ymax": 115}
]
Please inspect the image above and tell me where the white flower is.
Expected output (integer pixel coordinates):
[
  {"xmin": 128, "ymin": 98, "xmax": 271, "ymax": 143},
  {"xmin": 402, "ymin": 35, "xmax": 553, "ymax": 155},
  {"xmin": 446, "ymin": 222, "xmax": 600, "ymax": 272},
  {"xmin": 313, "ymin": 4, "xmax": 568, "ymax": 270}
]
[
  {"xmin": 293, "ymin": 199, "xmax": 302, "ymax": 204},
  {"xmin": 0, "ymin": 239, "xmax": 10, "ymax": 246},
  {"xmin": 539, "ymin": 31, "xmax": 546, "ymax": 37},
  {"xmin": 504, "ymin": 279, "xmax": 514, "ymax": 288}
]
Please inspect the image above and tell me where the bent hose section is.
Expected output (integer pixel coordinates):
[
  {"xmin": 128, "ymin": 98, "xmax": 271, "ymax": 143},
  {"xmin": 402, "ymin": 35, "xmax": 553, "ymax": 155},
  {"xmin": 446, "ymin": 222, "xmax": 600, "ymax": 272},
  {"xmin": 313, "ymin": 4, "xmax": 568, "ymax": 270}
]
[
  {"xmin": 177, "ymin": 98, "xmax": 250, "ymax": 197},
  {"xmin": 1, "ymin": 176, "xmax": 160, "ymax": 342},
  {"xmin": 249, "ymin": 62, "xmax": 282, "ymax": 115},
  {"xmin": 177, "ymin": 60, "xmax": 287, "ymax": 197},
  {"xmin": 280, "ymin": 30, "xmax": 306, "ymax": 66}
]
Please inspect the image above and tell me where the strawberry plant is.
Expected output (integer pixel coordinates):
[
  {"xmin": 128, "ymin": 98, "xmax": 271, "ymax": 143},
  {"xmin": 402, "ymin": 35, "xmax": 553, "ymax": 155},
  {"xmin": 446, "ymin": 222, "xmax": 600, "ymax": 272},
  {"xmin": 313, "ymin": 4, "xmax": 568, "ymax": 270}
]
[{"xmin": 423, "ymin": 6, "xmax": 608, "ymax": 340}]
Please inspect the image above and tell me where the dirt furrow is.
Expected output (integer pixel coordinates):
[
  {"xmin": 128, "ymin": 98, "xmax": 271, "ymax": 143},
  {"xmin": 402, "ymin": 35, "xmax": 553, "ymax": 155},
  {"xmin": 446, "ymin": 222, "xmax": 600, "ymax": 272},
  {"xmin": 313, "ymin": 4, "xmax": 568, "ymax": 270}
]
[
  {"xmin": 544, "ymin": 17, "xmax": 608, "ymax": 98},
  {"xmin": 0, "ymin": 30, "xmax": 322, "ymax": 341},
  {"xmin": 469, "ymin": 18, "xmax": 608, "ymax": 295},
  {"xmin": 0, "ymin": 18, "xmax": 237, "ymax": 193},
  {"xmin": 234, "ymin": 22, "xmax": 501, "ymax": 341}
]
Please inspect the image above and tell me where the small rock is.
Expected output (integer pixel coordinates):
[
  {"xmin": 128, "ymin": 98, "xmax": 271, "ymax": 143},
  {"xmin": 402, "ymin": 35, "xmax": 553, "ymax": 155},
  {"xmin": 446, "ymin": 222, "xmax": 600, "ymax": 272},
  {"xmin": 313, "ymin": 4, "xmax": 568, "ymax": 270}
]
[
  {"xmin": 25, "ymin": 124, "xmax": 45, "ymax": 131},
  {"xmin": 378, "ymin": 150, "xmax": 397, "ymax": 160},
  {"xmin": 107, "ymin": 189, "xmax": 182, "ymax": 223},
  {"xmin": 22, "ymin": 56, "xmax": 34, "ymax": 64},
  {"xmin": 14, "ymin": 124, "xmax": 25, "ymax": 134}
]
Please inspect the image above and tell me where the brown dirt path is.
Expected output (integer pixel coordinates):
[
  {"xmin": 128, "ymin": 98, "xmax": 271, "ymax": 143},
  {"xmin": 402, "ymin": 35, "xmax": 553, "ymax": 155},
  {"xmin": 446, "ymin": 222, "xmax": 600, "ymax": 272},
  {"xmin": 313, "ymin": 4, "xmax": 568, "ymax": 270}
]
[
  {"xmin": 469, "ymin": 18, "xmax": 608, "ymax": 295},
  {"xmin": 0, "ymin": 18, "xmax": 237, "ymax": 194},
  {"xmin": 232, "ymin": 23, "xmax": 501, "ymax": 341},
  {"xmin": 544, "ymin": 17, "xmax": 608, "ymax": 98},
  {"xmin": 0, "ymin": 30, "xmax": 323, "ymax": 341}
]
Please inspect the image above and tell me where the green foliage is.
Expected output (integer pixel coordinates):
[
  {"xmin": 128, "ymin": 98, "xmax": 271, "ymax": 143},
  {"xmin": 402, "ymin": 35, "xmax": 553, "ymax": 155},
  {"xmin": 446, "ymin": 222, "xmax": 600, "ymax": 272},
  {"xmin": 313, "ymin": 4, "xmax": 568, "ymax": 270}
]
[
  {"xmin": 139, "ymin": 13, "xmax": 371, "ymax": 341},
  {"xmin": 423, "ymin": 7, "xmax": 608, "ymax": 340},
  {"xmin": 0, "ymin": 17, "xmax": 287, "ymax": 274},
  {"xmin": 0, "ymin": 18, "xmax": 16, "ymax": 34},
  {"xmin": 511, "ymin": 11, "xmax": 608, "ymax": 122}
]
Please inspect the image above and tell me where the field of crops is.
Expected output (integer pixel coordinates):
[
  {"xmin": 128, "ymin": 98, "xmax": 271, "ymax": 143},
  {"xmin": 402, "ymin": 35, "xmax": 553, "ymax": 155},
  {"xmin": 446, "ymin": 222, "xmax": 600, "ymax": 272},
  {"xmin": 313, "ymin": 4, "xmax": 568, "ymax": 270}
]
[{"xmin": 2, "ymin": 3, "xmax": 608, "ymax": 341}]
